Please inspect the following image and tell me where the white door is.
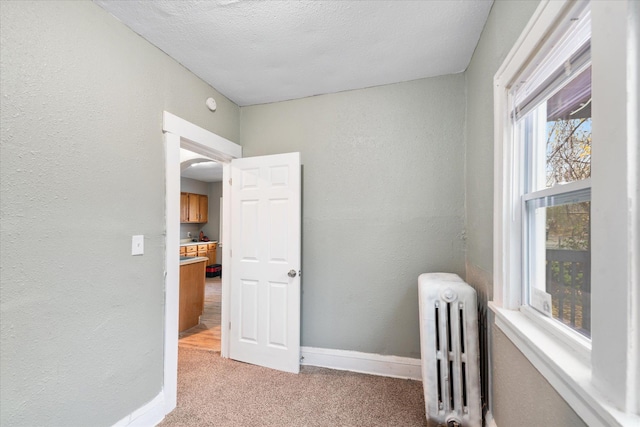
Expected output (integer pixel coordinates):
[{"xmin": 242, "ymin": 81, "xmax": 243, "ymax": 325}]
[{"xmin": 229, "ymin": 152, "xmax": 301, "ymax": 374}]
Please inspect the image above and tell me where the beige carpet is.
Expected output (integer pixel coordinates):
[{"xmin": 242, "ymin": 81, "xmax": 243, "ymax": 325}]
[{"xmin": 159, "ymin": 347, "xmax": 426, "ymax": 427}]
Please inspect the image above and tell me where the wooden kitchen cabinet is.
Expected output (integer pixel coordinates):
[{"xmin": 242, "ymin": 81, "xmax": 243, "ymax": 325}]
[
  {"xmin": 198, "ymin": 195, "xmax": 208, "ymax": 223},
  {"xmin": 187, "ymin": 193, "xmax": 199, "ymax": 222},
  {"xmin": 180, "ymin": 193, "xmax": 189, "ymax": 223},
  {"xmin": 184, "ymin": 245, "xmax": 197, "ymax": 257},
  {"xmin": 181, "ymin": 243, "xmax": 216, "ymax": 264},
  {"xmin": 197, "ymin": 244, "xmax": 208, "ymax": 259},
  {"xmin": 179, "ymin": 258, "xmax": 206, "ymax": 332},
  {"xmin": 180, "ymin": 192, "xmax": 208, "ymax": 223},
  {"xmin": 207, "ymin": 243, "xmax": 217, "ymax": 265}
]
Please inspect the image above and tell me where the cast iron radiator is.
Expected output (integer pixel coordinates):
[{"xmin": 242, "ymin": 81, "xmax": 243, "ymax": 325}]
[{"xmin": 418, "ymin": 273, "xmax": 481, "ymax": 427}]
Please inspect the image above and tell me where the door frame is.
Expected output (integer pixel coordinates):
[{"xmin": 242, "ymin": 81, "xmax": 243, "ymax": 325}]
[{"xmin": 162, "ymin": 111, "xmax": 242, "ymax": 414}]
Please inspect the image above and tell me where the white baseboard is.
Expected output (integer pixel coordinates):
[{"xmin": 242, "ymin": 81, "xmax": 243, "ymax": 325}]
[
  {"xmin": 300, "ymin": 346, "xmax": 422, "ymax": 381},
  {"xmin": 112, "ymin": 391, "xmax": 166, "ymax": 427}
]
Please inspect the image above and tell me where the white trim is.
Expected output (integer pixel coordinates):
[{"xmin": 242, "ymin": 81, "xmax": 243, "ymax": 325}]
[
  {"xmin": 162, "ymin": 112, "xmax": 242, "ymax": 160},
  {"xmin": 493, "ymin": 0, "xmax": 570, "ymax": 98},
  {"xmin": 161, "ymin": 112, "xmax": 241, "ymax": 417},
  {"xmin": 490, "ymin": 303, "xmax": 638, "ymax": 427},
  {"xmin": 485, "ymin": 411, "xmax": 498, "ymax": 427},
  {"xmin": 519, "ymin": 305, "xmax": 590, "ymax": 361},
  {"xmin": 626, "ymin": 0, "xmax": 640, "ymax": 414},
  {"xmin": 590, "ymin": 0, "xmax": 639, "ymax": 410},
  {"xmin": 522, "ymin": 178, "xmax": 591, "ymax": 202},
  {"xmin": 163, "ymin": 132, "xmax": 180, "ymax": 414},
  {"xmin": 112, "ymin": 391, "xmax": 165, "ymax": 427},
  {"xmin": 220, "ymin": 163, "xmax": 231, "ymax": 358},
  {"xmin": 300, "ymin": 346, "xmax": 422, "ymax": 381}
]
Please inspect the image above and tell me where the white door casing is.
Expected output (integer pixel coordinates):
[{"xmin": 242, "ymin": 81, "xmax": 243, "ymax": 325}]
[
  {"xmin": 229, "ymin": 152, "xmax": 301, "ymax": 374},
  {"xmin": 163, "ymin": 111, "xmax": 241, "ymax": 414}
]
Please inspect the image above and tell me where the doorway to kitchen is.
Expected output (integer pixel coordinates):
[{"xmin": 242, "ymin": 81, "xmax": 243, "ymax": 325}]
[
  {"xmin": 178, "ymin": 150, "xmax": 224, "ymax": 352},
  {"xmin": 162, "ymin": 111, "xmax": 241, "ymax": 413}
]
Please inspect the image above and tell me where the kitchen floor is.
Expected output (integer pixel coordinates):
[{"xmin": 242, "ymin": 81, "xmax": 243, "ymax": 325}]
[{"xmin": 178, "ymin": 276, "xmax": 221, "ymax": 352}]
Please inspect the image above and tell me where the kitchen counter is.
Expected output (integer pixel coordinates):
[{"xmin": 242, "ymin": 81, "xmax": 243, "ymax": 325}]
[
  {"xmin": 179, "ymin": 256, "xmax": 209, "ymax": 266},
  {"xmin": 180, "ymin": 241, "xmax": 218, "ymax": 266},
  {"xmin": 180, "ymin": 241, "xmax": 218, "ymax": 247}
]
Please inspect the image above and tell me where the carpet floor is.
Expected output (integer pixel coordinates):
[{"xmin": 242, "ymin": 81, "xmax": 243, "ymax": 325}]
[{"xmin": 158, "ymin": 347, "xmax": 426, "ymax": 427}]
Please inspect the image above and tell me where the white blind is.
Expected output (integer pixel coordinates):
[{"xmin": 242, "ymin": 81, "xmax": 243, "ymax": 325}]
[{"xmin": 512, "ymin": 4, "xmax": 591, "ymax": 121}]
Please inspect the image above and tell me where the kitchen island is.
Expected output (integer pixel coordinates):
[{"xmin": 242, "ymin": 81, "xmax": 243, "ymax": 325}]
[{"xmin": 179, "ymin": 256, "xmax": 208, "ymax": 333}]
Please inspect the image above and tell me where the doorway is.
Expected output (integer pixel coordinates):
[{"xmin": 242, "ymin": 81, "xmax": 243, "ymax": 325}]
[
  {"xmin": 178, "ymin": 150, "xmax": 223, "ymax": 352},
  {"xmin": 162, "ymin": 112, "xmax": 302, "ymax": 414},
  {"xmin": 162, "ymin": 111, "xmax": 241, "ymax": 414}
]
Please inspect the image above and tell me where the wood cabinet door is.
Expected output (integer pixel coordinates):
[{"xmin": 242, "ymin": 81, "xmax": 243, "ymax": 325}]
[
  {"xmin": 180, "ymin": 193, "xmax": 189, "ymax": 223},
  {"xmin": 179, "ymin": 261, "xmax": 206, "ymax": 332},
  {"xmin": 187, "ymin": 194, "xmax": 199, "ymax": 222},
  {"xmin": 207, "ymin": 243, "xmax": 217, "ymax": 264},
  {"xmin": 198, "ymin": 194, "xmax": 208, "ymax": 223}
]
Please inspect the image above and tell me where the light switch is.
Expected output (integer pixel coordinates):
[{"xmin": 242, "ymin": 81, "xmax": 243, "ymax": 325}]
[{"xmin": 132, "ymin": 235, "xmax": 144, "ymax": 256}]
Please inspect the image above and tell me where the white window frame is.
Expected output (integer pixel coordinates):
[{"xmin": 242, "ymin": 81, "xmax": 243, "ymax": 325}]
[{"xmin": 490, "ymin": 1, "xmax": 639, "ymax": 426}]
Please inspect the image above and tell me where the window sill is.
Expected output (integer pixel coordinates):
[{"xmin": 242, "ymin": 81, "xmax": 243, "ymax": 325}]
[{"xmin": 488, "ymin": 302, "xmax": 638, "ymax": 427}]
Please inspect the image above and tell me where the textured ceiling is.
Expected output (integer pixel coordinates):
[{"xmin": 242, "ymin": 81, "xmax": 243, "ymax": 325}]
[{"xmin": 95, "ymin": 0, "xmax": 493, "ymax": 106}]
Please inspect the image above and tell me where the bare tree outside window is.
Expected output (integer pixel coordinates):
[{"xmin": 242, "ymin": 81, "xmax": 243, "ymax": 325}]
[
  {"xmin": 546, "ymin": 117, "xmax": 591, "ymax": 187},
  {"xmin": 546, "ymin": 116, "xmax": 591, "ymax": 251},
  {"xmin": 543, "ymin": 82, "xmax": 592, "ymax": 336}
]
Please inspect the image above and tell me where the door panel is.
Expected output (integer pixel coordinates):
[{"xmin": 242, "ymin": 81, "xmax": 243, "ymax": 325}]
[
  {"xmin": 268, "ymin": 199, "xmax": 289, "ymax": 263},
  {"xmin": 267, "ymin": 281, "xmax": 288, "ymax": 348},
  {"xmin": 230, "ymin": 152, "xmax": 301, "ymax": 374},
  {"xmin": 240, "ymin": 279, "xmax": 258, "ymax": 343},
  {"xmin": 240, "ymin": 200, "xmax": 260, "ymax": 261}
]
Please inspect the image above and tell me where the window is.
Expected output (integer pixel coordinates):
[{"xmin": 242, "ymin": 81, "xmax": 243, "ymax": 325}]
[
  {"xmin": 491, "ymin": 1, "xmax": 639, "ymax": 426},
  {"xmin": 514, "ymin": 19, "xmax": 592, "ymax": 339}
]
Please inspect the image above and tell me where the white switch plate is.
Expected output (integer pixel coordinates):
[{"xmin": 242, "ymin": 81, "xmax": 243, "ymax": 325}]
[{"xmin": 132, "ymin": 235, "xmax": 144, "ymax": 256}]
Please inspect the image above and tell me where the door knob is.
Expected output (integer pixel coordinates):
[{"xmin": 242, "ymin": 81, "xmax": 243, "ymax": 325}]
[{"xmin": 288, "ymin": 269, "xmax": 297, "ymax": 278}]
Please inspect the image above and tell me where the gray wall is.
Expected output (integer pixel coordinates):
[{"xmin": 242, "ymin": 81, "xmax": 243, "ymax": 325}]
[
  {"xmin": 464, "ymin": 0, "xmax": 585, "ymax": 425},
  {"xmin": 240, "ymin": 75, "xmax": 466, "ymax": 358},
  {"xmin": 492, "ymin": 326, "xmax": 587, "ymax": 426},
  {"xmin": 0, "ymin": 1, "xmax": 239, "ymax": 426},
  {"xmin": 181, "ymin": 177, "xmax": 211, "ymax": 195},
  {"xmin": 205, "ymin": 182, "xmax": 223, "ymax": 261}
]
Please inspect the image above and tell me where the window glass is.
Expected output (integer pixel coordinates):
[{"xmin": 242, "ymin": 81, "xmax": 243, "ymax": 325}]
[
  {"xmin": 527, "ymin": 198, "xmax": 591, "ymax": 337},
  {"xmin": 544, "ymin": 66, "xmax": 592, "ymax": 189},
  {"xmin": 520, "ymin": 56, "xmax": 592, "ymax": 339}
]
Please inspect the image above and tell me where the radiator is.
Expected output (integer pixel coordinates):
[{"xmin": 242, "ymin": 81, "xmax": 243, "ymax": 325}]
[{"xmin": 418, "ymin": 273, "xmax": 481, "ymax": 427}]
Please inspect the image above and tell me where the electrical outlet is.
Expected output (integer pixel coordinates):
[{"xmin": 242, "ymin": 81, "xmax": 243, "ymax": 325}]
[{"xmin": 132, "ymin": 235, "xmax": 144, "ymax": 256}]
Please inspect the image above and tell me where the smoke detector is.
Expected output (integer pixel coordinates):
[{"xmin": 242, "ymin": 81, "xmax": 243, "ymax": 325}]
[{"xmin": 205, "ymin": 97, "xmax": 217, "ymax": 112}]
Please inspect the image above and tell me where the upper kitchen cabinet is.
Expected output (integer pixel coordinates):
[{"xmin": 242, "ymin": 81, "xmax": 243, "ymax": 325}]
[
  {"xmin": 180, "ymin": 193, "xmax": 189, "ymax": 223},
  {"xmin": 181, "ymin": 192, "xmax": 208, "ymax": 223},
  {"xmin": 198, "ymin": 194, "xmax": 208, "ymax": 223}
]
